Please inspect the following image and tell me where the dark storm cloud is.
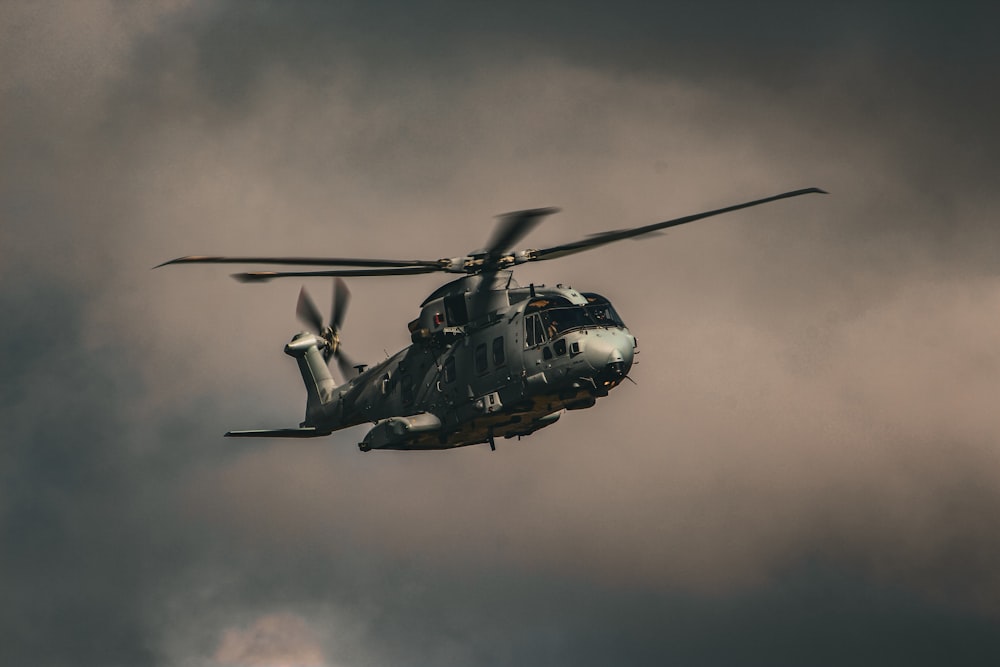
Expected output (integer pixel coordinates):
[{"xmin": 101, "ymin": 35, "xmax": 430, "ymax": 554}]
[
  {"xmin": 4, "ymin": 1, "xmax": 1000, "ymax": 665},
  {"xmin": 132, "ymin": 0, "xmax": 1000, "ymax": 256},
  {"xmin": 0, "ymin": 285, "xmax": 152, "ymax": 665},
  {"xmin": 176, "ymin": 1, "xmax": 1000, "ymax": 79},
  {"xmin": 161, "ymin": 549, "xmax": 1000, "ymax": 667}
]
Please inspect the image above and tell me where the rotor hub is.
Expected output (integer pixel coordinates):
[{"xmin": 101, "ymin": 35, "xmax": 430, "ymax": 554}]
[{"xmin": 320, "ymin": 327, "xmax": 339, "ymax": 353}]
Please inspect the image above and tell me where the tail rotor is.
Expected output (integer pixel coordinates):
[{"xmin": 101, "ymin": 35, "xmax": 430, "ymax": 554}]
[{"xmin": 296, "ymin": 278, "xmax": 358, "ymax": 382}]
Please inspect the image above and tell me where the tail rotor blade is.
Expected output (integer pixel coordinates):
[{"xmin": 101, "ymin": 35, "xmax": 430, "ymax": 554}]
[
  {"xmin": 331, "ymin": 277, "xmax": 350, "ymax": 332},
  {"xmin": 335, "ymin": 349, "xmax": 359, "ymax": 382},
  {"xmin": 295, "ymin": 287, "xmax": 324, "ymax": 333}
]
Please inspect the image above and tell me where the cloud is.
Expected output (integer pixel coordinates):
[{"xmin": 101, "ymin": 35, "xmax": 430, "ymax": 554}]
[
  {"xmin": 3, "ymin": 1, "xmax": 1000, "ymax": 665},
  {"xmin": 213, "ymin": 613, "xmax": 326, "ymax": 667}
]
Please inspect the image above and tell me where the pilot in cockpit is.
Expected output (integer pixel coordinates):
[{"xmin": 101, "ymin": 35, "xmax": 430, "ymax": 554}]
[{"xmin": 547, "ymin": 318, "xmax": 559, "ymax": 339}]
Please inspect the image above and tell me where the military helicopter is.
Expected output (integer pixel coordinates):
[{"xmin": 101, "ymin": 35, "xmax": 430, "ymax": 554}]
[{"xmin": 158, "ymin": 187, "xmax": 825, "ymax": 452}]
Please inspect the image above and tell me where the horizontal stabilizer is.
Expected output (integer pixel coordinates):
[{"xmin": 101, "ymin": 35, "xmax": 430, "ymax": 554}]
[{"xmin": 225, "ymin": 427, "xmax": 331, "ymax": 438}]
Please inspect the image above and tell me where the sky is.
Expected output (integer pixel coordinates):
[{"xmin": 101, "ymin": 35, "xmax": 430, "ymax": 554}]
[{"xmin": 3, "ymin": 1, "xmax": 1000, "ymax": 665}]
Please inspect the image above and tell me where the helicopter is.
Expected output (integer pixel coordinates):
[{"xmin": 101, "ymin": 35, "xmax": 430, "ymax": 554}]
[{"xmin": 158, "ymin": 187, "xmax": 825, "ymax": 452}]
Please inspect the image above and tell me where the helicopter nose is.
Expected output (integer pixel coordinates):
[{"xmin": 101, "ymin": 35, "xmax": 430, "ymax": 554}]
[{"xmin": 582, "ymin": 337, "xmax": 634, "ymax": 380}]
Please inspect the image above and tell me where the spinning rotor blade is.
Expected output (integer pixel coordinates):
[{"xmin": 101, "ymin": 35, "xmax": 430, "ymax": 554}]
[
  {"xmin": 469, "ymin": 207, "xmax": 560, "ymax": 305},
  {"xmin": 335, "ymin": 350, "xmax": 359, "ymax": 382},
  {"xmin": 526, "ymin": 188, "xmax": 827, "ymax": 262},
  {"xmin": 295, "ymin": 280, "xmax": 357, "ymax": 382},
  {"xmin": 232, "ymin": 266, "xmax": 442, "ymax": 282},
  {"xmin": 485, "ymin": 207, "xmax": 560, "ymax": 261},
  {"xmin": 156, "ymin": 188, "xmax": 825, "ymax": 285},
  {"xmin": 295, "ymin": 287, "xmax": 324, "ymax": 333},
  {"xmin": 331, "ymin": 277, "xmax": 350, "ymax": 332},
  {"xmin": 155, "ymin": 255, "xmax": 442, "ymax": 269}
]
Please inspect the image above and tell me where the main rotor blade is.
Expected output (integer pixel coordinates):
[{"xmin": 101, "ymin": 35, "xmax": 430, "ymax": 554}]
[
  {"xmin": 232, "ymin": 266, "xmax": 442, "ymax": 283},
  {"xmin": 331, "ymin": 277, "xmax": 350, "ymax": 332},
  {"xmin": 295, "ymin": 287, "xmax": 324, "ymax": 333},
  {"xmin": 155, "ymin": 255, "xmax": 442, "ymax": 269},
  {"xmin": 485, "ymin": 207, "xmax": 560, "ymax": 260},
  {"xmin": 527, "ymin": 188, "xmax": 827, "ymax": 262}
]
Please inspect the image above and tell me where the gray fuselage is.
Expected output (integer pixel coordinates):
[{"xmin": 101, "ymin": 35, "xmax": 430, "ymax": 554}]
[{"xmin": 286, "ymin": 274, "xmax": 636, "ymax": 450}]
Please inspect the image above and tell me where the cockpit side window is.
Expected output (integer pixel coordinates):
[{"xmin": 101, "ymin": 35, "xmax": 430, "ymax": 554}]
[{"xmin": 524, "ymin": 314, "xmax": 547, "ymax": 347}]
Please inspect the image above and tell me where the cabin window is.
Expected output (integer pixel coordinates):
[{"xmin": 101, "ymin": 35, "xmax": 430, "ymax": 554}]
[
  {"xmin": 543, "ymin": 346, "xmax": 553, "ymax": 360},
  {"xmin": 492, "ymin": 336, "xmax": 505, "ymax": 366},
  {"xmin": 553, "ymin": 339, "xmax": 567, "ymax": 356},
  {"xmin": 474, "ymin": 343, "xmax": 488, "ymax": 374},
  {"xmin": 443, "ymin": 357, "xmax": 456, "ymax": 383}
]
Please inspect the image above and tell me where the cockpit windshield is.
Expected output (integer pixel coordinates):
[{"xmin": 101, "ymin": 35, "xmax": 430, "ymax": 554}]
[
  {"xmin": 582, "ymin": 293, "xmax": 625, "ymax": 327},
  {"xmin": 522, "ymin": 293, "xmax": 626, "ymax": 346}
]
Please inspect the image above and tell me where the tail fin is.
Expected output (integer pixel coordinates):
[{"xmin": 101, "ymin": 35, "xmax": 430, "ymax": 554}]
[{"xmin": 285, "ymin": 332, "xmax": 338, "ymax": 425}]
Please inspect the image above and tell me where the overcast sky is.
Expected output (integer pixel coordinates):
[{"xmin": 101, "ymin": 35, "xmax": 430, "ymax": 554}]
[{"xmin": 3, "ymin": 1, "xmax": 1000, "ymax": 665}]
